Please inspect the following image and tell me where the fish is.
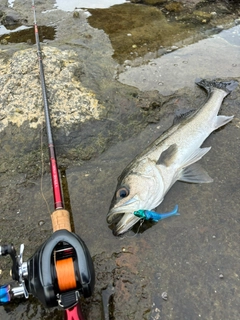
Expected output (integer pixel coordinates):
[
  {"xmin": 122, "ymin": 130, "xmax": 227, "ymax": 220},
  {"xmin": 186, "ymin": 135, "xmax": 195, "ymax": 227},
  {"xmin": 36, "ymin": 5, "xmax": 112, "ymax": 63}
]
[{"xmin": 106, "ymin": 79, "xmax": 238, "ymax": 235}]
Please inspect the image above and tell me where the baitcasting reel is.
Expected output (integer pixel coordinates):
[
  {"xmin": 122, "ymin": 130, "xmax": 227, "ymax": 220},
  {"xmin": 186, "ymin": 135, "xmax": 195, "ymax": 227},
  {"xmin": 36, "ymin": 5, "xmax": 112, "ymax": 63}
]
[{"xmin": 0, "ymin": 230, "xmax": 95, "ymax": 309}]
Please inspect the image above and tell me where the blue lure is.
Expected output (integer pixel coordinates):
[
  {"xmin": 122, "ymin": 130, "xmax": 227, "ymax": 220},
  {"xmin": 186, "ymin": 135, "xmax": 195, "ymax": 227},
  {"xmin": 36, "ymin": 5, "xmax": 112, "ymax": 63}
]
[{"xmin": 133, "ymin": 204, "xmax": 179, "ymax": 222}]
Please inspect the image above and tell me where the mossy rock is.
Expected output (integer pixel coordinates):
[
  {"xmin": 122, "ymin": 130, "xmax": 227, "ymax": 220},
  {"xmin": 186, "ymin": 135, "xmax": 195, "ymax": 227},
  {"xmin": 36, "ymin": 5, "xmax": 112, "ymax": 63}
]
[{"xmin": 165, "ymin": 1, "xmax": 183, "ymax": 12}]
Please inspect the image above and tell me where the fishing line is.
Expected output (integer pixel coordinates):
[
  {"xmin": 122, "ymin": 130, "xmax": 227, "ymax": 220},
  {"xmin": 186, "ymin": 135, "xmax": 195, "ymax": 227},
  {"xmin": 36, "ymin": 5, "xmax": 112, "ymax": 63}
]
[
  {"xmin": 134, "ymin": 219, "xmax": 144, "ymax": 236},
  {"xmin": 55, "ymin": 258, "xmax": 77, "ymax": 291},
  {"xmin": 137, "ymin": 219, "xmax": 144, "ymax": 233},
  {"xmin": 119, "ymin": 219, "xmax": 144, "ymax": 239}
]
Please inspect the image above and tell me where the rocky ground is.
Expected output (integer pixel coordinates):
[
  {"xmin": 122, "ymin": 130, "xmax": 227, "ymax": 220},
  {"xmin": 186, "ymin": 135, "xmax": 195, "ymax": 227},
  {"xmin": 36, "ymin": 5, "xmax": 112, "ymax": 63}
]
[
  {"xmin": 0, "ymin": 0, "xmax": 240, "ymax": 319},
  {"xmin": 0, "ymin": 0, "xmax": 239, "ymax": 169}
]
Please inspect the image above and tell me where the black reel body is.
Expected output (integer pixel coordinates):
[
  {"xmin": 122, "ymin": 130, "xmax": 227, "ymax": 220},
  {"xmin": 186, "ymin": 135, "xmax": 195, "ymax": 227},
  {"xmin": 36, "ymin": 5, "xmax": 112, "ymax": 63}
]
[{"xmin": 26, "ymin": 230, "xmax": 95, "ymax": 309}]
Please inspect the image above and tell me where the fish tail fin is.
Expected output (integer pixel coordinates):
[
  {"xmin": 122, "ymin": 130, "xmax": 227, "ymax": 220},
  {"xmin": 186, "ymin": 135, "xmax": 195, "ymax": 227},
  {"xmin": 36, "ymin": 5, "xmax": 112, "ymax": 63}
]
[{"xmin": 195, "ymin": 78, "xmax": 238, "ymax": 95}]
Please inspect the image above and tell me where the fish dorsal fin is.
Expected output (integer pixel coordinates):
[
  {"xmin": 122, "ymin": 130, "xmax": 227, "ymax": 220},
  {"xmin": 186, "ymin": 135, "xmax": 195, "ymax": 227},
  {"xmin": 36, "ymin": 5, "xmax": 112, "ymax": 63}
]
[
  {"xmin": 157, "ymin": 144, "xmax": 178, "ymax": 166},
  {"xmin": 173, "ymin": 109, "xmax": 197, "ymax": 125},
  {"xmin": 179, "ymin": 163, "xmax": 213, "ymax": 183}
]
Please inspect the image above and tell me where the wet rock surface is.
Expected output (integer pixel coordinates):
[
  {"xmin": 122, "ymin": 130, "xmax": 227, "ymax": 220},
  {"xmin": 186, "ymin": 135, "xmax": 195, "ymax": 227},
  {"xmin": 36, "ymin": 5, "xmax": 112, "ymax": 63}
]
[{"xmin": 0, "ymin": 0, "xmax": 240, "ymax": 319}]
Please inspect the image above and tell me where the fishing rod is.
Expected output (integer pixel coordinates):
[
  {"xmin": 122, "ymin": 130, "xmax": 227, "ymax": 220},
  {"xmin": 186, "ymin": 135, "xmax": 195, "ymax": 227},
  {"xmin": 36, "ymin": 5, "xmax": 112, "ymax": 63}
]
[{"xmin": 0, "ymin": 1, "xmax": 95, "ymax": 318}]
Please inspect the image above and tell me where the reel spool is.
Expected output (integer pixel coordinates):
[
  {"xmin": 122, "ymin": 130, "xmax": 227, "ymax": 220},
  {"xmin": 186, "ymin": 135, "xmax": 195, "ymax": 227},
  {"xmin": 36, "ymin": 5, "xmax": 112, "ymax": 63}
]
[{"xmin": 26, "ymin": 230, "xmax": 95, "ymax": 309}]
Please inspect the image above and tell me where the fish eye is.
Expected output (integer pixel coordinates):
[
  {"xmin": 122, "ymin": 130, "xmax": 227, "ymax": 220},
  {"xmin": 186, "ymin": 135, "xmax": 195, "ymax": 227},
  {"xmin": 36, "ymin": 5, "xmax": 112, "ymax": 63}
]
[{"xmin": 116, "ymin": 187, "xmax": 129, "ymax": 199}]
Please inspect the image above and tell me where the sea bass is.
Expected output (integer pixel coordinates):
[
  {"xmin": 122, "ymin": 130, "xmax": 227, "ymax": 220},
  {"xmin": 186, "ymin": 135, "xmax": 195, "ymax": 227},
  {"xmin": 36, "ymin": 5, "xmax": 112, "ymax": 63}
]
[{"xmin": 107, "ymin": 79, "xmax": 238, "ymax": 235}]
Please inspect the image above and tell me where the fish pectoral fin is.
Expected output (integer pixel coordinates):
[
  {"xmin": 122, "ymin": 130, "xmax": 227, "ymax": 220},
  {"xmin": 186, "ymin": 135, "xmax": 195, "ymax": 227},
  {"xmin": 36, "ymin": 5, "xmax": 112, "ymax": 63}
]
[
  {"xmin": 182, "ymin": 147, "xmax": 211, "ymax": 168},
  {"xmin": 157, "ymin": 143, "xmax": 178, "ymax": 166},
  {"xmin": 179, "ymin": 163, "xmax": 213, "ymax": 183},
  {"xmin": 214, "ymin": 115, "xmax": 234, "ymax": 130}
]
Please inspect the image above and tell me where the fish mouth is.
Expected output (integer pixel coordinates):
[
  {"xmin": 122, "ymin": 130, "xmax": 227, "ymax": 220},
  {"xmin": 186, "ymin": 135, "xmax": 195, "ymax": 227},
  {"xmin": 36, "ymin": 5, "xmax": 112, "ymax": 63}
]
[
  {"xmin": 107, "ymin": 210, "xmax": 141, "ymax": 236},
  {"xmin": 114, "ymin": 213, "xmax": 141, "ymax": 235},
  {"xmin": 107, "ymin": 196, "xmax": 141, "ymax": 235},
  {"xmin": 106, "ymin": 208, "xmax": 125, "ymax": 224}
]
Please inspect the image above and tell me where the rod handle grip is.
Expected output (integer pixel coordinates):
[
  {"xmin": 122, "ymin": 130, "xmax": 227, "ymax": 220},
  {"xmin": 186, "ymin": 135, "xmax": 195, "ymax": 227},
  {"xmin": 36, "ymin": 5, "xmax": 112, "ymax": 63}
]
[{"xmin": 51, "ymin": 209, "xmax": 72, "ymax": 232}]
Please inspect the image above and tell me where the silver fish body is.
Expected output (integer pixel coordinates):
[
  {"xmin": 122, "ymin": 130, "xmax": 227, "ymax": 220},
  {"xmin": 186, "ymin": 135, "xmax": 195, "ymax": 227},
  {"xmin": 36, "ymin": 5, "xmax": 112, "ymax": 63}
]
[{"xmin": 107, "ymin": 79, "xmax": 238, "ymax": 235}]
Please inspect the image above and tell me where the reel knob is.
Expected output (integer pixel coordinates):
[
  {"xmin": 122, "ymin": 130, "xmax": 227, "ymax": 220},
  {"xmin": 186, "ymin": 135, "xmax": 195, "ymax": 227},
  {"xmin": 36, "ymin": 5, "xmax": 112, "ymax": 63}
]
[{"xmin": 0, "ymin": 285, "xmax": 11, "ymax": 304}]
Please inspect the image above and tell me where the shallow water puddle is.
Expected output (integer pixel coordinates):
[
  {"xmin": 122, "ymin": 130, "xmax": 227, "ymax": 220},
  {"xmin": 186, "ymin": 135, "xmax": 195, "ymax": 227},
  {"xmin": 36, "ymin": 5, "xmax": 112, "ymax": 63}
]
[
  {"xmin": 0, "ymin": 24, "xmax": 31, "ymax": 36},
  {"xmin": 0, "ymin": 24, "xmax": 56, "ymax": 44},
  {"xmin": 8, "ymin": 0, "xmax": 128, "ymax": 10},
  {"xmin": 55, "ymin": 0, "xmax": 128, "ymax": 11},
  {"xmin": 117, "ymin": 25, "xmax": 240, "ymax": 96},
  {"xmin": 7, "ymin": 0, "xmax": 14, "ymax": 7}
]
